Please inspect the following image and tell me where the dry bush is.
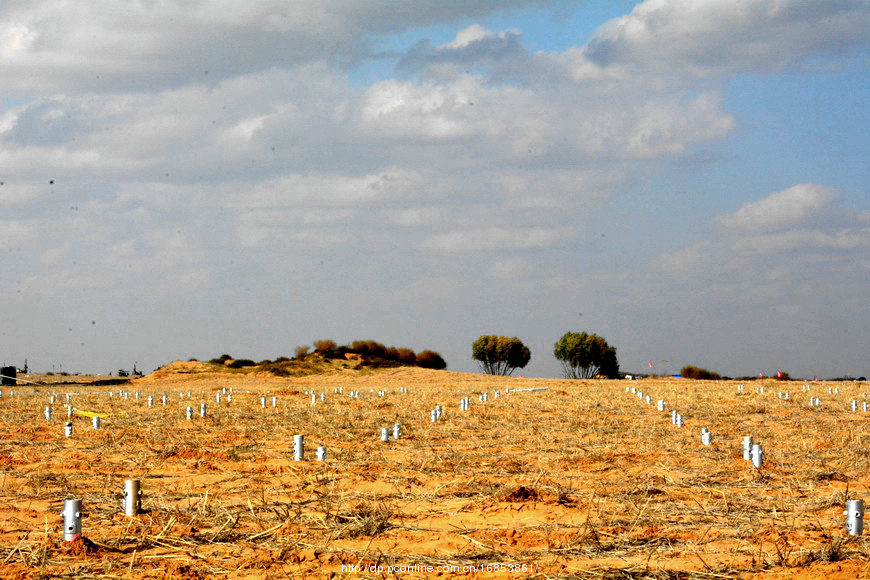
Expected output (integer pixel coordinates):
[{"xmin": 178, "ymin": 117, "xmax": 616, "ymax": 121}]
[
  {"xmin": 313, "ymin": 339, "xmax": 336, "ymax": 355},
  {"xmin": 395, "ymin": 348, "xmax": 416, "ymax": 365},
  {"xmin": 416, "ymin": 350, "xmax": 446, "ymax": 370}
]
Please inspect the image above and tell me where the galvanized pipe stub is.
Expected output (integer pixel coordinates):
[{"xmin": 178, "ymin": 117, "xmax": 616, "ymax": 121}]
[
  {"xmin": 751, "ymin": 444, "xmax": 764, "ymax": 468},
  {"xmin": 123, "ymin": 479, "xmax": 142, "ymax": 517},
  {"xmin": 293, "ymin": 434, "xmax": 305, "ymax": 461},
  {"xmin": 846, "ymin": 499, "xmax": 864, "ymax": 536},
  {"xmin": 61, "ymin": 499, "xmax": 83, "ymax": 541}
]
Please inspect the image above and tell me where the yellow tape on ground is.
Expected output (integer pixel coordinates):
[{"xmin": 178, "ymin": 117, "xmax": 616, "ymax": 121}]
[{"xmin": 72, "ymin": 409, "xmax": 126, "ymax": 418}]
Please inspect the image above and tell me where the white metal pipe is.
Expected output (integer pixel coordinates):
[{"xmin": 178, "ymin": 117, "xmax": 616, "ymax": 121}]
[
  {"xmin": 293, "ymin": 434, "xmax": 304, "ymax": 461},
  {"xmin": 61, "ymin": 499, "xmax": 82, "ymax": 541},
  {"xmin": 846, "ymin": 499, "xmax": 864, "ymax": 536}
]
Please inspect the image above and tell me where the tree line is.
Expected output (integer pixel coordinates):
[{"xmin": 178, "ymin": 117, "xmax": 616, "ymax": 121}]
[{"xmin": 472, "ymin": 331, "xmax": 620, "ymax": 379}]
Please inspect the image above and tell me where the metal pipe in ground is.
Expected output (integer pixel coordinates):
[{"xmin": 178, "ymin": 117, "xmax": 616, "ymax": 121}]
[
  {"xmin": 123, "ymin": 479, "xmax": 142, "ymax": 517},
  {"xmin": 293, "ymin": 435, "xmax": 304, "ymax": 461},
  {"xmin": 61, "ymin": 499, "xmax": 82, "ymax": 541},
  {"xmin": 751, "ymin": 444, "xmax": 763, "ymax": 468},
  {"xmin": 846, "ymin": 499, "xmax": 864, "ymax": 536}
]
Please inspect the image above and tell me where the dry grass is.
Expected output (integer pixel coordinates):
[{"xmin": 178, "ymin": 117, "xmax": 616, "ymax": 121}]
[{"xmin": 0, "ymin": 368, "xmax": 868, "ymax": 578}]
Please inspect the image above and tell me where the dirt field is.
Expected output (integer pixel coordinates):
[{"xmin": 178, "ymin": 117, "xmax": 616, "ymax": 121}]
[{"xmin": 0, "ymin": 362, "xmax": 869, "ymax": 578}]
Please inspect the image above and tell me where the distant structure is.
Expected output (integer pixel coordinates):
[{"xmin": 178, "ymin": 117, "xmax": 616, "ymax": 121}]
[
  {"xmin": 118, "ymin": 363, "xmax": 144, "ymax": 378},
  {"xmin": 1, "ymin": 366, "xmax": 16, "ymax": 386}
]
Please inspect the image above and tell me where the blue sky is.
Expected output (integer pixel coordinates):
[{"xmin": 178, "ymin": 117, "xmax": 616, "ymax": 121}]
[{"xmin": 1, "ymin": 0, "xmax": 868, "ymax": 379}]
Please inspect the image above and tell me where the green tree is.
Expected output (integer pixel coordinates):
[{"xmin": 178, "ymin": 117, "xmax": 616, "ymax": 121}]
[
  {"xmin": 472, "ymin": 335, "xmax": 531, "ymax": 376},
  {"xmin": 554, "ymin": 331, "xmax": 620, "ymax": 379}
]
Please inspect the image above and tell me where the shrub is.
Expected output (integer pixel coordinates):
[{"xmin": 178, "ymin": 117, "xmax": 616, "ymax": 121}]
[
  {"xmin": 681, "ymin": 365, "xmax": 721, "ymax": 380},
  {"xmin": 416, "ymin": 350, "xmax": 447, "ymax": 370},
  {"xmin": 209, "ymin": 354, "xmax": 233, "ymax": 365},
  {"xmin": 395, "ymin": 348, "xmax": 416, "ymax": 364},
  {"xmin": 350, "ymin": 340, "xmax": 387, "ymax": 358},
  {"xmin": 313, "ymin": 340, "xmax": 336, "ymax": 356},
  {"xmin": 226, "ymin": 359, "xmax": 256, "ymax": 369},
  {"xmin": 361, "ymin": 356, "xmax": 400, "ymax": 369},
  {"xmin": 294, "ymin": 346, "xmax": 310, "ymax": 360}
]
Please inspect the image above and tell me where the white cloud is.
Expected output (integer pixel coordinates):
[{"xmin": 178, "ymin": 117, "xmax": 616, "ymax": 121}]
[
  {"xmin": 733, "ymin": 228, "xmax": 870, "ymax": 253},
  {"xmin": 641, "ymin": 184, "xmax": 868, "ymax": 309},
  {"xmin": 718, "ymin": 184, "xmax": 838, "ymax": 231},
  {"xmin": 625, "ymin": 92, "xmax": 734, "ymax": 158},
  {"xmin": 360, "ymin": 76, "xmax": 493, "ymax": 140},
  {"xmin": 442, "ymin": 24, "xmax": 506, "ymax": 50},
  {"xmin": 235, "ymin": 223, "xmax": 349, "ymax": 249},
  {"xmin": 228, "ymin": 168, "xmax": 423, "ymax": 209},
  {"xmin": 0, "ymin": 22, "xmax": 37, "ymax": 56},
  {"xmin": 486, "ymin": 258, "xmax": 534, "ymax": 280},
  {"xmin": 0, "ymin": 0, "xmax": 867, "ymax": 378},
  {"xmin": 0, "ymin": 182, "xmax": 42, "ymax": 206},
  {"xmin": 580, "ymin": 0, "xmax": 870, "ymax": 79},
  {"xmin": 397, "ymin": 24, "xmax": 528, "ymax": 79},
  {"xmin": 0, "ymin": 0, "xmax": 550, "ymax": 92},
  {"xmin": 0, "ymin": 220, "xmax": 38, "ymax": 249},
  {"xmin": 655, "ymin": 241, "xmax": 711, "ymax": 272},
  {"xmin": 386, "ymin": 207, "xmax": 444, "ymax": 227},
  {"xmin": 422, "ymin": 227, "xmax": 571, "ymax": 252}
]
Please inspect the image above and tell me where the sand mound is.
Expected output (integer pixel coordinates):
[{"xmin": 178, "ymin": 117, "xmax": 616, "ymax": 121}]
[
  {"xmin": 156, "ymin": 360, "xmax": 215, "ymax": 374},
  {"xmin": 134, "ymin": 360, "xmax": 217, "ymax": 383}
]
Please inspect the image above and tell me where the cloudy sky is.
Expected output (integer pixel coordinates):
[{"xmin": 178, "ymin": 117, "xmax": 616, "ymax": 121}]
[{"xmin": 1, "ymin": 0, "xmax": 868, "ymax": 379}]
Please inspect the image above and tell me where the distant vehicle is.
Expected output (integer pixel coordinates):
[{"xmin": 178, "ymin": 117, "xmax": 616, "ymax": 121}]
[{"xmin": 117, "ymin": 366, "xmax": 143, "ymax": 378}]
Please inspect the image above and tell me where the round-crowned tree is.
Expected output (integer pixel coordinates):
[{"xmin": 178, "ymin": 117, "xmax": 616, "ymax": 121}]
[
  {"xmin": 472, "ymin": 335, "xmax": 531, "ymax": 376},
  {"xmin": 554, "ymin": 331, "xmax": 619, "ymax": 379}
]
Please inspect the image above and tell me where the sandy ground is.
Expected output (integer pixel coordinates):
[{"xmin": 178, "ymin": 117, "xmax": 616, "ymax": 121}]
[{"xmin": 0, "ymin": 363, "xmax": 869, "ymax": 578}]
